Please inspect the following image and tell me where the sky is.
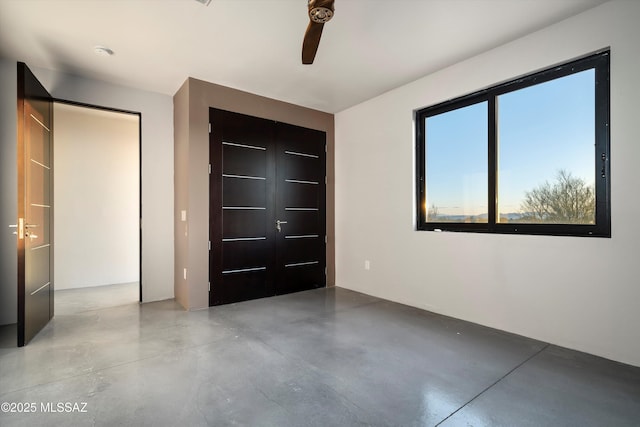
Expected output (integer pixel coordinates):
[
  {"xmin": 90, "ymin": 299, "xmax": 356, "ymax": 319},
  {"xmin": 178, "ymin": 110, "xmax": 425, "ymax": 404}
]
[{"xmin": 425, "ymin": 69, "xmax": 595, "ymax": 217}]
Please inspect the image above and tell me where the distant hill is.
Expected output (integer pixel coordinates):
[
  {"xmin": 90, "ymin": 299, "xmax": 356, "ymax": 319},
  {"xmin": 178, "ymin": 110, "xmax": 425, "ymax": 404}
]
[{"xmin": 431, "ymin": 212, "xmax": 527, "ymax": 222}]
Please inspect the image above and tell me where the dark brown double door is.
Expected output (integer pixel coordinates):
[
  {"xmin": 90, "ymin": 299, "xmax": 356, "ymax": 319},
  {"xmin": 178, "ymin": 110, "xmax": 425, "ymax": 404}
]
[{"xmin": 209, "ymin": 109, "xmax": 326, "ymax": 305}]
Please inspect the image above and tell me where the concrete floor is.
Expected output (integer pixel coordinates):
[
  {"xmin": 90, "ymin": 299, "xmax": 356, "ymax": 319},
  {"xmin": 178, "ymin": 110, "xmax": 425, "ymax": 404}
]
[{"xmin": 0, "ymin": 285, "xmax": 639, "ymax": 426}]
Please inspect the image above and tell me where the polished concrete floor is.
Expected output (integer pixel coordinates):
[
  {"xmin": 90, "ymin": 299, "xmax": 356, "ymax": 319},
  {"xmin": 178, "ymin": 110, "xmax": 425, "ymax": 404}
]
[{"xmin": 0, "ymin": 285, "xmax": 639, "ymax": 426}]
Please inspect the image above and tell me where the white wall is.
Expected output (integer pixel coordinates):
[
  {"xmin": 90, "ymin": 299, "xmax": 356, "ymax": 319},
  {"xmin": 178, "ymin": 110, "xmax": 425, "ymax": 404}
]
[
  {"xmin": 54, "ymin": 103, "xmax": 139, "ymax": 289},
  {"xmin": 0, "ymin": 59, "xmax": 17, "ymax": 325},
  {"xmin": 335, "ymin": 0, "xmax": 640, "ymax": 367},
  {"xmin": 0, "ymin": 64, "xmax": 174, "ymax": 312},
  {"xmin": 33, "ymin": 67, "xmax": 174, "ymax": 302}
]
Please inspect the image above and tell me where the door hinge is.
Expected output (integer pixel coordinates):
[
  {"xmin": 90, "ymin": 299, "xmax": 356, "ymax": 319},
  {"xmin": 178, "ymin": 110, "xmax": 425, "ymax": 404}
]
[
  {"xmin": 208, "ymin": 164, "xmax": 212, "ymax": 174},
  {"xmin": 325, "ymin": 235, "xmax": 327, "ymax": 244},
  {"xmin": 208, "ymin": 240, "xmax": 211, "ymax": 251},
  {"xmin": 324, "ymin": 267, "xmax": 327, "ymax": 276},
  {"xmin": 325, "ymin": 176, "xmax": 327, "ymax": 185},
  {"xmin": 209, "ymin": 123, "xmax": 212, "ymax": 134},
  {"xmin": 208, "ymin": 282, "xmax": 210, "ymax": 292},
  {"xmin": 325, "ymin": 144, "xmax": 327, "ymax": 153}
]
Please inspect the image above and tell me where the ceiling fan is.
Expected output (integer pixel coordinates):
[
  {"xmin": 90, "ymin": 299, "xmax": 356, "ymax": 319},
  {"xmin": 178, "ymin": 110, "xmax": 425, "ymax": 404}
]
[{"xmin": 302, "ymin": 0, "xmax": 335, "ymax": 64}]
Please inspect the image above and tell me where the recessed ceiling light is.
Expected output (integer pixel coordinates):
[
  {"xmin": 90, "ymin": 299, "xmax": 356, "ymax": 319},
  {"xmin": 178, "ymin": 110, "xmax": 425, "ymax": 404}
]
[
  {"xmin": 194, "ymin": 0, "xmax": 212, "ymax": 5},
  {"xmin": 94, "ymin": 46, "xmax": 114, "ymax": 56}
]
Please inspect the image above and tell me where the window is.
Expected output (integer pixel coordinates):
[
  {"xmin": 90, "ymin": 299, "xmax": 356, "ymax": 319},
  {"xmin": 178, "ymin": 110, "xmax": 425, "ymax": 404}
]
[{"xmin": 416, "ymin": 51, "xmax": 610, "ymax": 237}]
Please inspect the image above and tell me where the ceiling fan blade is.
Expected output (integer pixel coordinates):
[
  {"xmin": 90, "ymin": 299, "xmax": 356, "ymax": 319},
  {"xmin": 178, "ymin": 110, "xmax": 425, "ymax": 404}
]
[
  {"xmin": 302, "ymin": 21, "xmax": 324, "ymax": 65},
  {"xmin": 302, "ymin": 0, "xmax": 335, "ymax": 65}
]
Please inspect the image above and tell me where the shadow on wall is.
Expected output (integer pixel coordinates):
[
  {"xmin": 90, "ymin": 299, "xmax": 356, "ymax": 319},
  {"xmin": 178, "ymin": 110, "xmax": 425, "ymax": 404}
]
[{"xmin": 0, "ymin": 59, "xmax": 18, "ymax": 326}]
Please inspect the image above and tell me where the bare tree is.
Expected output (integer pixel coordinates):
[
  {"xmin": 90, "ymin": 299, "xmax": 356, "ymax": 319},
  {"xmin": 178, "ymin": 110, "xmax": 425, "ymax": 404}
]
[
  {"xmin": 520, "ymin": 170, "xmax": 595, "ymax": 224},
  {"xmin": 427, "ymin": 203, "xmax": 439, "ymax": 221}
]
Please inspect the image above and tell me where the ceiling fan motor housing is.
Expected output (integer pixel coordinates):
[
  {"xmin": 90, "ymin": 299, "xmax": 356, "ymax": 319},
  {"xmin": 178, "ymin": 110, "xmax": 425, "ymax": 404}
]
[{"xmin": 309, "ymin": 0, "xmax": 334, "ymax": 23}]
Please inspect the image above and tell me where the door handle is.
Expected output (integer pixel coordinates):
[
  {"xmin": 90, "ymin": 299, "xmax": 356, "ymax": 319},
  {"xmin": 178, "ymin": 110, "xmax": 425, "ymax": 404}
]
[
  {"xmin": 9, "ymin": 218, "xmax": 24, "ymax": 239},
  {"xmin": 276, "ymin": 220, "xmax": 288, "ymax": 232}
]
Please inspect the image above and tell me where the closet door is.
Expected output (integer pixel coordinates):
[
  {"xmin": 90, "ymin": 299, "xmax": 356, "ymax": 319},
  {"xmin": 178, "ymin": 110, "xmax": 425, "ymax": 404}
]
[
  {"xmin": 209, "ymin": 110, "xmax": 276, "ymax": 305},
  {"xmin": 209, "ymin": 109, "xmax": 326, "ymax": 306},
  {"xmin": 274, "ymin": 122, "xmax": 326, "ymax": 295}
]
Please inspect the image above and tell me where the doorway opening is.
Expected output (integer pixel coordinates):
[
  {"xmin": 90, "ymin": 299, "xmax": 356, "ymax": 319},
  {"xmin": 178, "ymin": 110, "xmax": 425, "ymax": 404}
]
[
  {"xmin": 2, "ymin": 63, "xmax": 144, "ymax": 347},
  {"xmin": 52, "ymin": 101, "xmax": 141, "ymax": 314}
]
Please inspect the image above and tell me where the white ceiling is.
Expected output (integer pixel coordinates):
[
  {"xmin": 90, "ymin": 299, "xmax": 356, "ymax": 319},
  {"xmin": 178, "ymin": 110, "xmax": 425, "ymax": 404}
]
[{"xmin": 0, "ymin": 0, "xmax": 607, "ymax": 113}]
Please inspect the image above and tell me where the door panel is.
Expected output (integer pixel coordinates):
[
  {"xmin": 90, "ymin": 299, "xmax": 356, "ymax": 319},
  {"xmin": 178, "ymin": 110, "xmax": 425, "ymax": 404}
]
[
  {"xmin": 222, "ymin": 177, "xmax": 267, "ymax": 207},
  {"xmin": 209, "ymin": 109, "xmax": 325, "ymax": 306},
  {"xmin": 17, "ymin": 62, "xmax": 54, "ymax": 346},
  {"xmin": 222, "ymin": 240, "xmax": 270, "ymax": 271},
  {"xmin": 222, "ymin": 144, "xmax": 266, "ymax": 177},
  {"xmin": 221, "ymin": 270, "xmax": 269, "ymax": 303},
  {"xmin": 280, "ymin": 264, "xmax": 325, "ymax": 295},
  {"xmin": 280, "ymin": 211, "xmax": 321, "ymax": 235},
  {"xmin": 210, "ymin": 110, "xmax": 276, "ymax": 305},
  {"xmin": 283, "ymin": 182, "xmax": 320, "ymax": 208},
  {"xmin": 275, "ymin": 122, "xmax": 326, "ymax": 295},
  {"xmin": 222, "ymin": 210, "xmax": 268, "ymax": 238},
  {"xmin": 284, "ymin": 155, "xmax": 324, "ymax": 183}
]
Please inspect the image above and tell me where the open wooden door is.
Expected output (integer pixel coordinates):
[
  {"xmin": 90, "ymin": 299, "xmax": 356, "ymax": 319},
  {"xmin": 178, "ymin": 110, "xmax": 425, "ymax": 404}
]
[{"xmin": 16, "ymin": 62, "xmax": 54, "ymax": 346}]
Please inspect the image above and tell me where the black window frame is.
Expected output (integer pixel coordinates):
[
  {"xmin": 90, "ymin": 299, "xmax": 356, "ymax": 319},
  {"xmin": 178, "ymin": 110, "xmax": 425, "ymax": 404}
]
[{"xmin": 415, "ymin": 50, "xmax": 610, "ymax": 237}]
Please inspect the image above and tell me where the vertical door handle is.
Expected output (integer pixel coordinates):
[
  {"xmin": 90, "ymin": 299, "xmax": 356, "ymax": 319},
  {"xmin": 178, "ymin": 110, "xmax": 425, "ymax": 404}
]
[{"xmin": 276, "ymin": 220, "xmax": 288, "ymax": 232}]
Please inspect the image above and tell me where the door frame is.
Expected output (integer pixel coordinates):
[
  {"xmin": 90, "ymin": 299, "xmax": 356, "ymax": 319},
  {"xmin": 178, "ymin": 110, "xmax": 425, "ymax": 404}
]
[{"xmin": 52, "ymin": 99, "xmax": 143, "ymax": 302}]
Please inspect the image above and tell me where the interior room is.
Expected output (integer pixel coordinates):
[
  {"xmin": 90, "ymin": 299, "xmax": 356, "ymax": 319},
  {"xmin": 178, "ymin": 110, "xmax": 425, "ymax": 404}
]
[
  {"xmin": 1, "ymin": 0, "xmax": 639, "ymax": 425},
  {"xmin": 53, "ymin": 103, "xmax": 140, "ymax": 309}
]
